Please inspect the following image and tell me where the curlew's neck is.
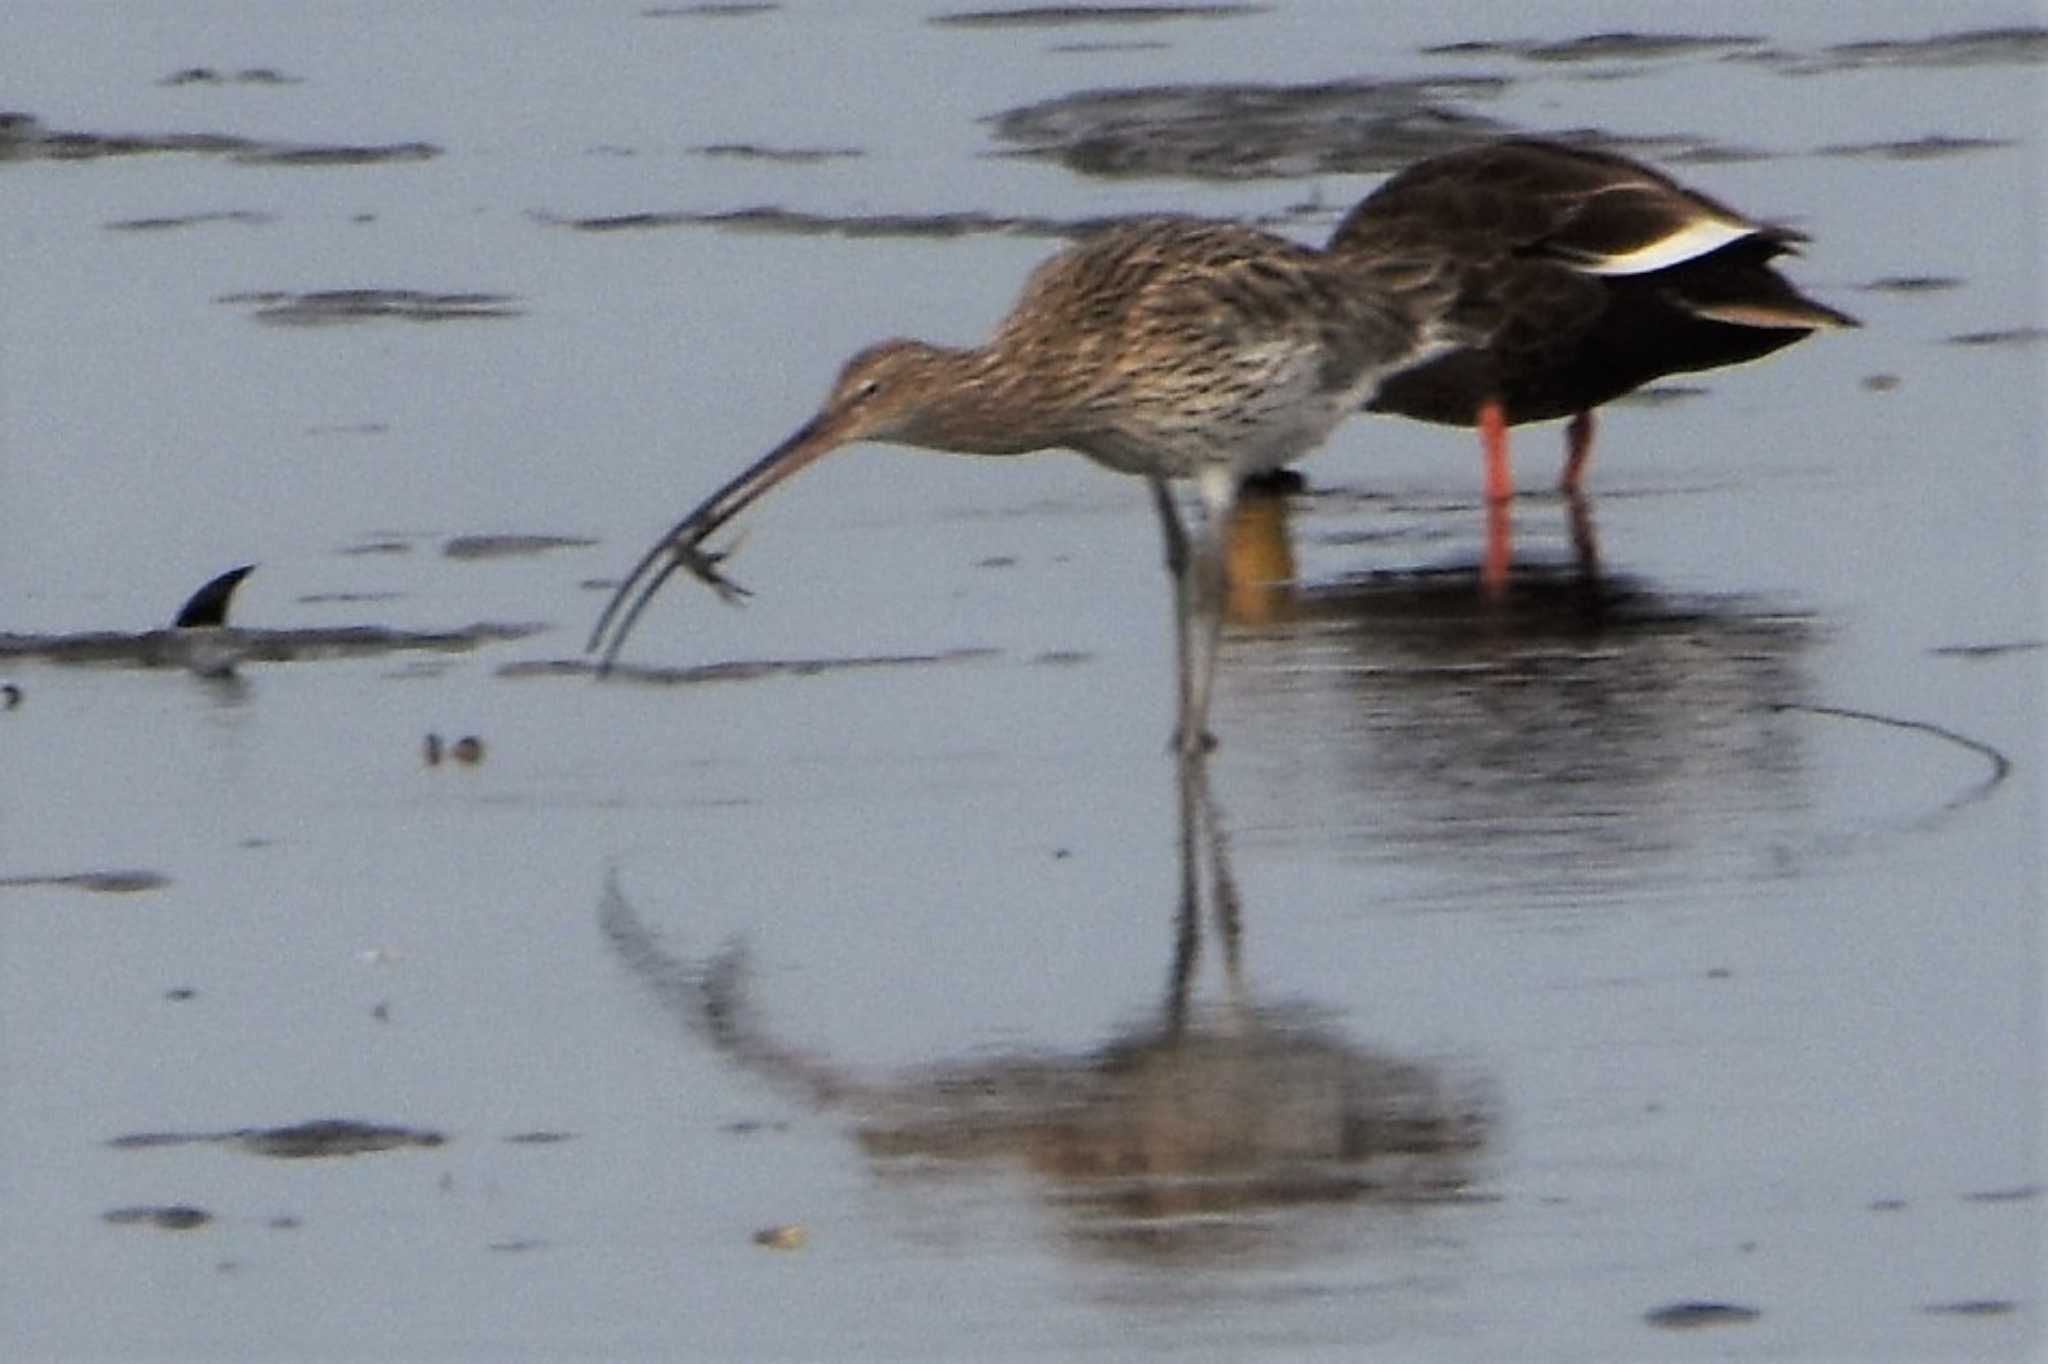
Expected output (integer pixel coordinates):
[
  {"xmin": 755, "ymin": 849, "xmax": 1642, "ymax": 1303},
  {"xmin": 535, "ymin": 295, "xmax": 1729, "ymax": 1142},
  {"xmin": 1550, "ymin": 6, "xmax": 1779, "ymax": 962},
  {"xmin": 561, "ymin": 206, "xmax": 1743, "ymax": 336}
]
[{"xmin": 892, "ymin": 342, "xmax": 1076, "ymax": 457}]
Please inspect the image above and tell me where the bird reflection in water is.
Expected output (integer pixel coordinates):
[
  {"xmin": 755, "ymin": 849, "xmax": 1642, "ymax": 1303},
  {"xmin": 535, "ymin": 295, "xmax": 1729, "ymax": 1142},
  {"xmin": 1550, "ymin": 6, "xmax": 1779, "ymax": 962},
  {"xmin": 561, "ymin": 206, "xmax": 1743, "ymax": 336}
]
[
  {"xmin": 1221, "ymin": 486, "xmax": 1299, "ymax": 628},
  {"xmin": 1221, "ymin": 469, "xmax": 1609, "ymax": 634},
  {"xmin": 1221, "ymin": 540, "xmax": 1819, "ymax": 900},
  {"xmin": 599, "ymin": 756, "xmax": 1487, "ymax": 1263}
]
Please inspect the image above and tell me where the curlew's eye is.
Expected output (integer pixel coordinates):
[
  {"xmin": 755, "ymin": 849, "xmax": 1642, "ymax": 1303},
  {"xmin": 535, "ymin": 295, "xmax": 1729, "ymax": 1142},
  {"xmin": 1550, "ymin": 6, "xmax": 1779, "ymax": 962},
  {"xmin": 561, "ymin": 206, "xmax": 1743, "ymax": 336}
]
[{"xmin": 851, "ymin": 378, "xmax": 882, "ymax": 402}]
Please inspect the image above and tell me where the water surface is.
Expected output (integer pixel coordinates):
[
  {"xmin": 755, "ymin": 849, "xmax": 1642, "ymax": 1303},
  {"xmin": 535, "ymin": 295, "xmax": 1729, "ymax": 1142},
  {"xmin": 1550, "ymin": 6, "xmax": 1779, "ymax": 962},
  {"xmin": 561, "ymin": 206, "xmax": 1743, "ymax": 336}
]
[{"xmin": 2, "ymin": 3, "xmax": 2040, "ymax": 1360}]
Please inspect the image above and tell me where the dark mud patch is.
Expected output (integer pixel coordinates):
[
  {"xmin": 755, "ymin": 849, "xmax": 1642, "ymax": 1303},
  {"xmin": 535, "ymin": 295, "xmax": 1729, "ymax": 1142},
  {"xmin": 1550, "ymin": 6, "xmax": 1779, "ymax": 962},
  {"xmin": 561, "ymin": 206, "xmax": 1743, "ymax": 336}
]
[
  {"xmin": 1644, "ymin": 1301, "xmax": 1760, "ymax": 1330},
  {"xmin": 930, "ymin": 5, "xmax": 1265, "ymax": 27},
  {"xmin": 982, "ymin": 83, "xmax": 1764, "ymax": 180},
  {"xmin": 159, "ymin": 67, "xmax": 302, "ymax": 87},
  {"xmin": 1047, "ymin": 40, "xmax": 1171, "ymax": 54},
  {"xmin": 538, "ymin": 205, "xmax": 1143, "ymax": 240},
  {"xmin": 503, "ymin": 1130, "xmax": 578, "ymax": 1145},
  {"xmin": 689, "ymin": 142, "xmax": 863, "ymax": 163},
  {"xmin": 1859, "ymin": 274, "xmax": 1964, "ymax": 294},
  {"xmin": 110, "ymin": 1118, "xmax": 446, "ymax": 1159},
  {"xmin": 1930, "ymin": 638, "xmax": 2047, "ymax": 659},
  {"xmin": 106, "ymin": 209, "xmax": 274, "ymax": 232},
  {"xmin": 0, "ymin": 621, "xmax": 542, "ymax": 669},
  {"xmin": 219, "ymin": 289, "xmax": 522, "ymax": 326},
  {"xmin": 1423, "ymin": 32, "xmax": 1765, "ymax": 63},
  {"xmin": 1635, "ymin": 27, "xmax": 2048, "ymax": 77},
  {"xmin": 1943, "ymin": 326, "xmax": 2048, "ymax": 348},
  {"xmin": 983, "ymin": 77, "xmax": 1509, "ymax": 180},
  {"xmin": 232, "ymin": 142, "xmax": 440, "ymax": 167},
  {"xmin": 338, "ymin": 538, "xmax": 416, "ymax": 556},
  {"xmin": 1960, "ymin": 1183, "xmax": 2039, "ymax": 1203},
  {"xmin": 1922, "ymin": 1299, "xmax": 2018, "ymax": 1317},
  {"xmin": 1805, "ymin": 27, "xmax": 2048, "ymax": 72},
  {"xmin": 1813, "ymin": 134, "xmax": 2012, "ymax": 160},
  {"xmin": 0, "ymin": 870, "xmax": 171, "ymax": 895},
  {"xmin": 0, "ymin": 113, "xmax": 437, "ymax": 166},
  {"xmin": 104, "ymin": 1204, "xmax": 213, "ymax": 1231},
  {"xmin": 642, "ymin": 2, "xmax": 778, "ymax": 15},
  {"xmin": 1611, "ymin": 135, "xmax": 1772, "ymax": 166},
  {"xmin": 296, "ymin": 590, "xmax": 406, "ymax": 606},
  {"xmin": 442, "ymin": 533, "xmax": 599, "ymax": 560},
  {"xmin": 500, "ymin": 646, "xmax": 997, "ymax": 685}
]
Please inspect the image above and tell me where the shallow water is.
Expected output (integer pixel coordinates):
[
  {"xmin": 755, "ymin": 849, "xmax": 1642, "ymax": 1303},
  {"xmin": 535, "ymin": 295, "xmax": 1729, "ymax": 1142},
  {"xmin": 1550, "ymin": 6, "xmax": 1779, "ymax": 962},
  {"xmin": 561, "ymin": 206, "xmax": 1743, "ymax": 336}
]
[{"xmin": 2, "ymin": 3, "xmax": 2042, "ymax": 1360}]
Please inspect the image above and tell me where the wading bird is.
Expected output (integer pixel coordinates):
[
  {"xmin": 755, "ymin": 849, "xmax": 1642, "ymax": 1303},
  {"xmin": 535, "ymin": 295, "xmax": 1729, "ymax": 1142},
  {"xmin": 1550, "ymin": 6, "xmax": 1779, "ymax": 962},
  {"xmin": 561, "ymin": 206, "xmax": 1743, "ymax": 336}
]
[
  {"xmin": 588, "ymin": 217, "xmax": 1486, "ymax": 754},
  {"xmin": 1330, "ymin": 138, "xmax": 1859, "ymax": 579}
]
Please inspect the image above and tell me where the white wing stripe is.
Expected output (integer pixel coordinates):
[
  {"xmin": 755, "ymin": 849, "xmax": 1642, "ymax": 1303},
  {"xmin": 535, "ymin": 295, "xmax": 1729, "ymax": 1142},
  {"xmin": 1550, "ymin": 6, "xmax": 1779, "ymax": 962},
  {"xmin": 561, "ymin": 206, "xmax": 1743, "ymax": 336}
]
[{"xmin": 1576, "ymin": 217, "xmax": 1755, "ymax": 275}]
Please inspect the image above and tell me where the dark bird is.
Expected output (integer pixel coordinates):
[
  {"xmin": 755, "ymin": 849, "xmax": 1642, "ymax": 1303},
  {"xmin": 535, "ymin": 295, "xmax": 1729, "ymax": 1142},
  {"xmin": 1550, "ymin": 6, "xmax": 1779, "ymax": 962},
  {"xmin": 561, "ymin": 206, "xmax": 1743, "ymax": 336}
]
[
  {"xmin": 589, "ymin": 217, "xmax": 1482, "ymax": 753},
  {"xmin": 1330, "ymin": 138, "xmax": 1859, "ymax": 544}
]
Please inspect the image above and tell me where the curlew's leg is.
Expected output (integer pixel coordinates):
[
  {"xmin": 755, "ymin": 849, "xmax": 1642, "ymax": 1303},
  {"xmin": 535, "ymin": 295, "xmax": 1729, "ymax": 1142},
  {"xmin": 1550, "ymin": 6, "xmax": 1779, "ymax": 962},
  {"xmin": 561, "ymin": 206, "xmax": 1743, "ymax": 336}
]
[
  {"xmin": 1150, "ymin": 472, "xmax": 1231, "ymax": 755},
  {"xmin": 1148, "ymin": 477, "xmax": 1197, "ymax": 748},
  {"xmin": 1560, "ymin": 409, "xmax": 1597, "ymax": 495},
  {"xmin": 1182, "ymin": 467, "xmax": 1236, "ymax": 755}
]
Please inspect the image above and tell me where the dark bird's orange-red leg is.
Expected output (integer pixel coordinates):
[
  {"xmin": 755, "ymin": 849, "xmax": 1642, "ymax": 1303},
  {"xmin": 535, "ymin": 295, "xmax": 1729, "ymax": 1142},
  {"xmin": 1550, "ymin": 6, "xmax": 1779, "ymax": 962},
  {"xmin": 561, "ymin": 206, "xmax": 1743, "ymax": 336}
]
[
  {"xmin": 1479, "ymin": 399, "xmax": 1512, "ymax": 504},
  {"xmin": 1479, "ymin": 398, "xmax": 1511, "ymax": 595}
]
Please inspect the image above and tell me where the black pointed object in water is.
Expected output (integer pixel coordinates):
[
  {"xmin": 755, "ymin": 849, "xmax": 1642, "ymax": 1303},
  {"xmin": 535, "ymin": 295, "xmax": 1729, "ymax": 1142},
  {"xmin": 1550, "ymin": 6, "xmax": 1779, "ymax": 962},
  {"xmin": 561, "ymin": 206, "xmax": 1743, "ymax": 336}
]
[
  {"xmin": 172, "ymin": 564, "xmax": 256, "ymax": 629},
  {"xmin": 170, "ymin": 563, "xmax": 255, "ymax": 679}
]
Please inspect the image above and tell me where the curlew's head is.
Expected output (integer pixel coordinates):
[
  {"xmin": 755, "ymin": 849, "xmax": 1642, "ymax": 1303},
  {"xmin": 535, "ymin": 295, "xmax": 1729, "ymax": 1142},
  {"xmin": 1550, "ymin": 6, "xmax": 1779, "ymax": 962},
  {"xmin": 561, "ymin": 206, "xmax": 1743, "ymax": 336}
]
[
  {"xmin": 587, "ymin": 338, "xmax": 970, "ymax": 671},
  {"xmin": 805, "ymin": 338, "xmax": 963, "ymax": 447}
]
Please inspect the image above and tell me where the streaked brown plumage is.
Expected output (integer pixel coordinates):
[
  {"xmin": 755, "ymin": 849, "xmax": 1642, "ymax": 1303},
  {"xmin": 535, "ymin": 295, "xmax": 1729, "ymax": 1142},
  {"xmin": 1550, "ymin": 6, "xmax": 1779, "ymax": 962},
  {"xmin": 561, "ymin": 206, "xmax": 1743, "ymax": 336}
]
[
  {"xmin": 589, "ymin": 216, "xmax": 1483, "ymax": 753},
  {"xmin": 1330, "ymin": 138, "xmax": 1860, "ymax": 507}
]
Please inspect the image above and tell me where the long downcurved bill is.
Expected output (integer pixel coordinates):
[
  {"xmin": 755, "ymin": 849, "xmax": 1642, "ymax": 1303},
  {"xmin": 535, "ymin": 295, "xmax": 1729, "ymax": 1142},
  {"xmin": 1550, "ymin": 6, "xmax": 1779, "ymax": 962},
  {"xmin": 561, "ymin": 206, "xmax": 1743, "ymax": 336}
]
[{"xmin": 587, "ymin": 414, "xmax": 839, "ymax": 674}]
